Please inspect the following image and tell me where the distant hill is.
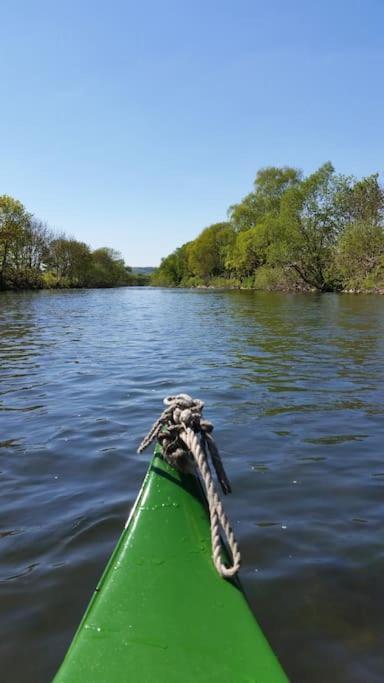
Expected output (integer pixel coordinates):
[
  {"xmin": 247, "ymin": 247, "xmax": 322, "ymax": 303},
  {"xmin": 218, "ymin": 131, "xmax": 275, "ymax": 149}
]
[{"xmin": 131, "ymin": 267, "xmax": 156, "ymax": 275}]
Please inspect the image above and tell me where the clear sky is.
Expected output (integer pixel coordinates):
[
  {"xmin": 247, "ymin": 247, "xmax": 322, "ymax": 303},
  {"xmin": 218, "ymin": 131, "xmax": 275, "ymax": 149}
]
[{"xmin": 1, "ymin": 0, "xmax": 383, "ymax": 266}]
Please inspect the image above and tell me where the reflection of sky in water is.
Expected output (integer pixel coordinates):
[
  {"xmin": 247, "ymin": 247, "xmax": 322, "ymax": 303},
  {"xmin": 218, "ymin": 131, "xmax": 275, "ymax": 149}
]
[{"xmin": 1, "ymin": 288, "xmax": 384, "ymax": 683}]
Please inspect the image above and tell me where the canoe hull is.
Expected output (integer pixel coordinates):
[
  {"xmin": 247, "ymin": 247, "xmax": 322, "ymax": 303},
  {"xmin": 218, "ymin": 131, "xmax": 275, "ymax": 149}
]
[{"xmin": 53, "ymin": 453, "xmax": 290, "ymax": 682}]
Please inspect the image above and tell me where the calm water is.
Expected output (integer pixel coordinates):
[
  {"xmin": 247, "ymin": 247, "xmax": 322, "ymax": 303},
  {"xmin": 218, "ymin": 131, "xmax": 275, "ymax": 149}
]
[{"xmin": 1, "ymin": 288, "xmax": 384, "ymax": 682}]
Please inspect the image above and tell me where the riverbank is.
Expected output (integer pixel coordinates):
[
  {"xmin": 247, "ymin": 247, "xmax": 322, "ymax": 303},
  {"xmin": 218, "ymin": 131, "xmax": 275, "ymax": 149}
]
[
  {"xmin": 151, "ymin": 165, "xmax": 384, "ymax": 294},
  {"xmin": 0, "ymin": 276, "xmax": 150, "ymax": 293},
  {"xmin": 0, "ymin": 195, "xmax": 148, "ymax": 292},
  {"xmin": 151, "ymin": 282, "xmax": 384, "ymax": 295}
]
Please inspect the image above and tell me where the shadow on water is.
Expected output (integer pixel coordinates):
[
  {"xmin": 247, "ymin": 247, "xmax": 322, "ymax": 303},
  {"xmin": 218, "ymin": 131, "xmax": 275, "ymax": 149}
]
[{"xmin": 1, "ymin": 288, "xmax": 384, "ymax": 682}]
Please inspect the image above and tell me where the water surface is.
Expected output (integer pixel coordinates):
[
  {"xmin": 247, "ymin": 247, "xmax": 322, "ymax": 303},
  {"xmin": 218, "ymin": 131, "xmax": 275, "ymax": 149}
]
[{"xmin": 1, "ymin": 288, "xmax": 384, "ymax": 682}]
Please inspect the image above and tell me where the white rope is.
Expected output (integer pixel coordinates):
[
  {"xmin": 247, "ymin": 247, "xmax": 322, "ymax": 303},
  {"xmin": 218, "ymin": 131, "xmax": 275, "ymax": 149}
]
[{"xmin": 138, "ymin": 394, "xmax": 241, "ymax": 578}]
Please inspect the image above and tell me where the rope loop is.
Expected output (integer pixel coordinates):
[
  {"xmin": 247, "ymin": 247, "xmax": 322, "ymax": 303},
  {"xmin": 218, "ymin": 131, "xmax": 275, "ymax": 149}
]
[{"xmin": 138, "ymin": 394, "xmax": 241, "ymax": 578}]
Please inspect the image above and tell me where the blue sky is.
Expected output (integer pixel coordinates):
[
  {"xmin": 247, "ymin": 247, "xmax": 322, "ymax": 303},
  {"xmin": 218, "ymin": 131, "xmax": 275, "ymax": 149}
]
[{"xmin": 1, "ymin": 0, "xmax": 383, "ymax": 266}]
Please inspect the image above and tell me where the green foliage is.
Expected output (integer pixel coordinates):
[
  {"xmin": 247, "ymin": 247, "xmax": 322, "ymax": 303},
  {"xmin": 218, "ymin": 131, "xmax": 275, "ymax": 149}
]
[
  {"xmin": 4, "ymin": 164, "xmax": 384, "ymax": 295},
  {"xmin": 42, "ymin": 271, "xmax": 61, "ymax": 288},
  {"xmin": 209, "ymin": 276, "xmax": 241, "ymax": 289},
  {"xmin": 152, "ymin": 163, "xmax": 384, "ymax": 293},
  {"xmin": 88, "ymin": 247, "xmax": 131, "ymax": 287},
  {"xmin": 229, "ymin": 166, "xmax": 301, "ymax": 232},
  {"xmin": 336, "ymin": 174, "xmax": 384, "ymax": 227},
  {"xmin": 335, "ymin": 221, "xmax": 384, "ymax": 290},
  {"xmin": 187, "ymin": 223, "xmax": 235, "ymax": 282},
  {"xmin": 151, "ymin": 244, "xmax": 191, "ymax": 287},
  {"xmin": 0, "ymin": 195, "xmax": 137, "ymax": 291},
  {"xmin": 46, "ymin": 238, "xmax": 92, "ymax": 286},
  {"xmin": 0, "ymin": 195, "xmax": 33, "ymax": 289},
  {"xmin": 271, "ymin": 162, "xmax": 345, "ymax": 290},
  {"xmin": 253, "ymin": 265, "xmax": 296, "ymax": 291},
  {"xmin": 131, "ymin": 272, "xmax": 151, "ymax": 286},
  {"xmin": 226, "ymin": 220, "xmax": 272, "ymax": 277}
]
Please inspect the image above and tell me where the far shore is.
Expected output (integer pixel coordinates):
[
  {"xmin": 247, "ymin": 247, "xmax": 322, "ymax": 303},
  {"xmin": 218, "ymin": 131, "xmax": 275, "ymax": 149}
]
[
  {"xmin": 153, "ymin": 284, "xmax": 384, "ymax": 295},
  {"xmin": 2, "ymin": 283, "xmax": 384, "ymax": 296}
]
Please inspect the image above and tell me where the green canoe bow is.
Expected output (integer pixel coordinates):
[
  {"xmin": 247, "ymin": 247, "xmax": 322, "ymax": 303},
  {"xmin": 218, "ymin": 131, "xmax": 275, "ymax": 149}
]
[{"xmin": 54, "ymin": 451, "xmax": 290, "ymax": 682}]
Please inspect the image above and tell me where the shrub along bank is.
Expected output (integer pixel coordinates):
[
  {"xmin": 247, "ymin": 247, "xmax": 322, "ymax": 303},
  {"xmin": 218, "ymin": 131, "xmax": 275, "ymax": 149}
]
[
  {"xmin": 0, "ymin": 195, "xmax": 148, "ymax": 290},
  {"xmin": 151, "ymin": 163, "xmax": 384, "ymax": 292}
]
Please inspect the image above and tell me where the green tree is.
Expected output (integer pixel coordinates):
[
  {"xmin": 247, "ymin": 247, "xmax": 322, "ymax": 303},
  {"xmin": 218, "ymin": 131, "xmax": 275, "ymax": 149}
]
[
  {"xmin": 46, "ymin": 236, "xmax": 72, "ymax": 280},
  {"xmin": 89, "ymin": 247, "xmax": 130, "ymax": 287},
  {"xmin": 335, "ymin": 221, "xmax": 384, "ymax": 289},
  {"xmin": 336, "ymin": 174, "xmax": 384, "ymax": 227},
  {"xmin": 151, "ymin": 244, "xmax": 191, "ymax": 286},
  {"xmin": 187, "ymin": 223, "xmax": 235, "ymax": 282},
  {"xmin": 271, "ymin": 163, "xmax": 347, "ymax": 290},
  {"xmin": 10, "ymin": 219, "xmax": 50, "ymax": 288},
  {"xmin": 229, "ymin": 166, "xmax": 301, "ymax": 232},
  {"xmin": 0, "ymin": 195, "xmax": 139, "ymax": 291},
  {"xmin": 151, "ymin": 163, "xmax": 384, "ymax": 293},
  {"xmin": 0, "ymin": 195, "xmax": 31, "ymax": 289},
  {"xmin": 46, "ymin": 237, "xmax": 92, "ymax": 285},
  {"xmin": 226, "ymin": 222, "xmax": 270, "ymax": 277}
]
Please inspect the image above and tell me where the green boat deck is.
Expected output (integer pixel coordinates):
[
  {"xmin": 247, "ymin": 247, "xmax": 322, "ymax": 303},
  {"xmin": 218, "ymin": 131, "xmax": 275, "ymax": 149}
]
[{"xmin": 54, "ymin": 452, "xmax": 290, "ymax": 682}]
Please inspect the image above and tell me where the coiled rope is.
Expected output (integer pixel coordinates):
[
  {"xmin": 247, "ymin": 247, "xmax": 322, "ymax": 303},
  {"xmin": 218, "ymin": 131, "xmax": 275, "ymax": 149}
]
[{"xmin": 138, "ymin": 394, "xmax": 241, "ymax": 578}]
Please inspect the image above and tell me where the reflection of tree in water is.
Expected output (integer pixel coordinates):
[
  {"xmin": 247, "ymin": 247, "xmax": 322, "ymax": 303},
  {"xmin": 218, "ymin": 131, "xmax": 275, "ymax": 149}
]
[
  {"xmin": 0, "ymin": 293, "xmax": 53, "ymax": 358},
  {"xmin": 221, "ymin": 291, "xmax": 384, "ymax": 392}
]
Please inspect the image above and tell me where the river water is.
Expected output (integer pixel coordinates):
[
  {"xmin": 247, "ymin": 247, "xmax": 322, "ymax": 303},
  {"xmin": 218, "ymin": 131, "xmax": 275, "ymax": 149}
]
[{"xmin": 1, "ymin": 288, "xmax": 383, "ymax": 682}]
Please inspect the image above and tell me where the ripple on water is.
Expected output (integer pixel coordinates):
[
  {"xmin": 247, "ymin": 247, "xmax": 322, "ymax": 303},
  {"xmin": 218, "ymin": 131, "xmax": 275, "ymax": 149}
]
[{"xmin": 1, "ymin": 288, "xmax": 384, "ymax": 683}]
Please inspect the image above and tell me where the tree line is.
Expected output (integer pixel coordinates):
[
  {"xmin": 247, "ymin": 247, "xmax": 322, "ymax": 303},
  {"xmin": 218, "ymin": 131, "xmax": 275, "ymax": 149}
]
[
  {"xmin": 0, "ymin": 195, "xmax": 148, "ymax": 290},
  {"xmin": 151, "ymin": 163, "xmax": 384, "ymax": 292}
]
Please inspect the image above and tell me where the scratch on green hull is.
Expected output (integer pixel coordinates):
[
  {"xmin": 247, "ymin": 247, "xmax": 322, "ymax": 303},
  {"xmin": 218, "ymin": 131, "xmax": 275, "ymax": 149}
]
[{"xmin": 54, "ymin": 452, "xmax": 290, "ymax": 682}]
